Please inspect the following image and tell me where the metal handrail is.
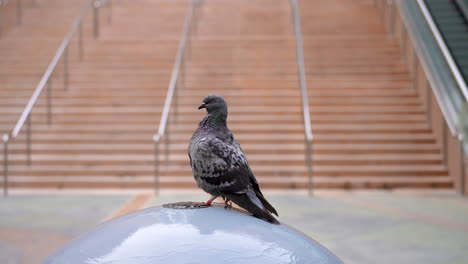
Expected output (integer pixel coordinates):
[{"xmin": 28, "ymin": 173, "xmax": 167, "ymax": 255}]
[
  {"xmin": 289, "ymin": 0, "xmax": 314, "ymax": 196},
  {"xmin": 12, "ymin": 0, "xmax": 111, "ymax": 137},
  {"xmin": 13, "ymin": 2, "xmax": 91, "ymax": 138},
  {"xmin": 379, "ymin": 0, "xmax": 467, "ymax": 194},
  {"xmin": 379, "ymin": 0, "xmax": 461, "ymax": 136},
  {"xmin": 2, "ymin": 0, "xmax": 112, "ymax": 196},
  {"xmin": 416, "ymin": 0, "xmax": 468, "ymax": 103},
  {"xmin": 153, "ymin": 0, "xmax": 201, "ymax": 195},
  {"xmin": 416, "ymin": 0, "xmax": 468, "ymax": 195}
]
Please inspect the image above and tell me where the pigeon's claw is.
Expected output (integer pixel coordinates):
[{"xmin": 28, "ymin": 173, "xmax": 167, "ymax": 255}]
[
  {"xmin": 224, "ymin": 199, "xmax": 232, "ymax": 209},
  {"xmin": 203, "ymin": 195, "xmax": 218, "ymax": 206}
]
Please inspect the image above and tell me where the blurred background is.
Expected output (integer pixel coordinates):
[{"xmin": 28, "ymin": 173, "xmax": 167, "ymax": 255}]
[{"xmin": 0, "ymin": 0, "xmax": 467, "ymax": 263}]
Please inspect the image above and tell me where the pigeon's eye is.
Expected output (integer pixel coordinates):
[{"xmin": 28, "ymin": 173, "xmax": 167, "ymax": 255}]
[{"xmin": 210, "ymin": 98, "xmax": 216, "ymax": 103}]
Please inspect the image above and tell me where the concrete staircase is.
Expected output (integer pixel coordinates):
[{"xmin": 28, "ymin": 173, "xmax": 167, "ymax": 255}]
[
  {"xmin": 2, "ymin": 0, "xmax": 187, "ymax": 188},
  {"xmin": 0, "ymin": 0, "xmax": 452, "ymax": 190},
  {"xmin": 300, "ymin": 0, "xmax": 450, "ymax": 188},
  {"xmin": 0, "ymin": 0, "xmax": 84, "ymax": 135}
]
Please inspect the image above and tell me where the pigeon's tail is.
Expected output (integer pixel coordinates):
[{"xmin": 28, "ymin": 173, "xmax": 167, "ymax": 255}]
[
  {"xmin": 255, "ymin": 191, "xmax": 278, "ymax": 216},
  {"xmin": 226, "ymin": 193, "xmax": 280, "ymax": 225}
]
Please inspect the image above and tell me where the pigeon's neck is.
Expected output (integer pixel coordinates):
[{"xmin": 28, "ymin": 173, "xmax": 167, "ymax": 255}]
[{"xmin": 200, "ymin": 111, "xmax": 227, "ymax": 128}]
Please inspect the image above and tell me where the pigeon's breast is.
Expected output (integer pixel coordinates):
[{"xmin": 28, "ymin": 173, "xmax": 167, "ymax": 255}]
[
  {"xmin": 189, "ymin": 137, "xmax": 226, "ymax": 171},
  {"xmin": 189, "ymin": 137, "xmax": 230, "ymax": 193}
]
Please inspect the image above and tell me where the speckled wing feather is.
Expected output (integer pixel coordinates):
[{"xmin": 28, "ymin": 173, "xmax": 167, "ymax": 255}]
[{"xmin": 189, "ymin": 134, "xmax": 249, "ymax": 192}]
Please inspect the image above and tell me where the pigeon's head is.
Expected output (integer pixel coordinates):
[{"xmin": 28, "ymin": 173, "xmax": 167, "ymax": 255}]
[{"xmin": 198, "ymin": 94, "xmax": 228, "ymax": 114}]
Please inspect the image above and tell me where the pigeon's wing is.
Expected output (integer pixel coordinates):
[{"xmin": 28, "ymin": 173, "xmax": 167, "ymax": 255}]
[
  {"xmin": 201, "ymin": 137, "xmax": 278, "ymax": 218},
  {"xmin": 231, "ymin": 141, "xmax": 264, "ymax": 193},
  {"xmin": 196, "ymin": 136, "xmax": 252, "ymax": 193}
]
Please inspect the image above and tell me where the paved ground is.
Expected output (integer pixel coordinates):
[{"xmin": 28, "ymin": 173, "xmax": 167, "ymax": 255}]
[{"xmin": 0, "ymin": 189, "xmax": 467, "ymax": 264}]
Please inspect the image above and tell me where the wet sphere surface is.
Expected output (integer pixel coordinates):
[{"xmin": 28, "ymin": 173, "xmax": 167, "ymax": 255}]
[{"xmin": 45, "ymin": 203, "xmax": 343, "ymax": 264}]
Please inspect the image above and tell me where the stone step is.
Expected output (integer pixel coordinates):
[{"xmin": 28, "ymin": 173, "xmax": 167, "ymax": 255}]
[
  {"xmin": 1, "ymin": 176, "xmax": 452, "ymax": 190},
  {"xmin": 5, "ymin": 142, "xmax": 441, "ymax": 155},
  {"xmin": 2, "ymin": 153, "xmax": 443, "ymax": 166}
]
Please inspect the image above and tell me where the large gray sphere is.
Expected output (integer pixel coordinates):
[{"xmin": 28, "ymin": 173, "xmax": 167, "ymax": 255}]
[{"xmin": 45, "ymin": 203, "xmax": 343, "ymax": 264}]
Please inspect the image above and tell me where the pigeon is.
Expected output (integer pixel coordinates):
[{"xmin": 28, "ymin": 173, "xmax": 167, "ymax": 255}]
[{"xmin": 188, "ymin": 94, "xmax": 279, "ymax": 224}]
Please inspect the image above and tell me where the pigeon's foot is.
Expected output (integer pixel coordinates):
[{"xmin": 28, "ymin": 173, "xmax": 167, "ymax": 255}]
[
  {"xmin": 224, "ymin": 199, "xmax": 232, "ymax": 209},
  {"xmin": 203, "ymin": 195, "xmax": 219, "ymax": 206}
]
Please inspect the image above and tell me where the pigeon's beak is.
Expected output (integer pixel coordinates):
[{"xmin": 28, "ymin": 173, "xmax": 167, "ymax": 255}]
[{"xmin": 198, "ymin": 103, "xmax": 206, "ymax": 110}]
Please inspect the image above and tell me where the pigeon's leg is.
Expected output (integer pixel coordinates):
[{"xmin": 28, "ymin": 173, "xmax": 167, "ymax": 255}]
[
  {"xmin": 204, "ymin": 195, "xmax": 218, "ymax": 206},
  {"xmin": 224, "ymin": 198, "xmax": 232, "ymax": 209}
]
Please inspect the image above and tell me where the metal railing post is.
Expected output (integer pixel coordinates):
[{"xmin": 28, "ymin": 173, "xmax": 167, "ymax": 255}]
[
  {"xmin": 107, "ymin": 0, "xmax": 112, "ymax": 24},
  {"xmin": 426, "ymin": 81, "xmax": 432, "ymax": 127},
  {"xmin": 185, "ymin": 43, "xmax": 190, "ymax": 70},
  {"xmin": 165, "ymin": 120, "xmax": 170, "ymax": 166},
  {"xmin": 3, "ymin": 134, "xmax": 9, "ymax": 196},
  {"xmin": 78, "ymin": 22, "xmax": 83, "ymax": 61},
  {"xmin": 380, "ymin": 0, "xmax": 386, "ymax": 25},
  {"xmin": 151, "ymin": 0, "xmax": 199, "ymax": 194},
  {"xmin": 26, "ymin": 115, "xmax": 31, "ymax": 166},
  {"xmin": 93, "ymin": 1, "xmax": 100, "ymax": 38},
  {"xmin": 0, "ymin": 1, "xmax": 4, "ymax": 38},
  {"xmin": 442, "ymin": 121, "xmax": 447, "ymax": 166},
  {"xmin": 290, "ymin": 0, "xmax": 314, "ymax": 195},
  {"xmin": 196, "ymin": 0, "xmax": 203, "ymax": 34},
  {"xmin": 47, "ymin": 80, "xmax": 52, "ymax": 126},
  {"xmin": 400, "ymin": 26, "xmax": 407, "ymax": 61},
  {"xmin": 16, "ymin": 0, "xmax": 21, "ymax": 25},
  {"xmin": 192, "ymin": 1, "xmax": 198, "ymax": 36},
  {"xmin": 64, "ymin": 47, "xmax": 69, "ymax": 90},
  {"xmin": 154, "ymin": 137, "xmax": 160, "ymax": 195},
  {"xmin": 174, "ymin": 81, "xmax": 179, "ymax": 123},
  {"xmin": 388, "ymin": 0, "xmax": 395, "ymax": 35},
  {"xmin": 459, "ymin": 136, "xmax": 465, "ymax": 195},
  {"xmin": 412, "ymin": 52, "xmax": 418, "ymax": 90},
  {"xmin": 305, "ymin": 139, "xmax": 313, "ymax": 196},
  {"xmin": 180, "ymin": 58, "xmax": 185, "ymax": 90}
]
